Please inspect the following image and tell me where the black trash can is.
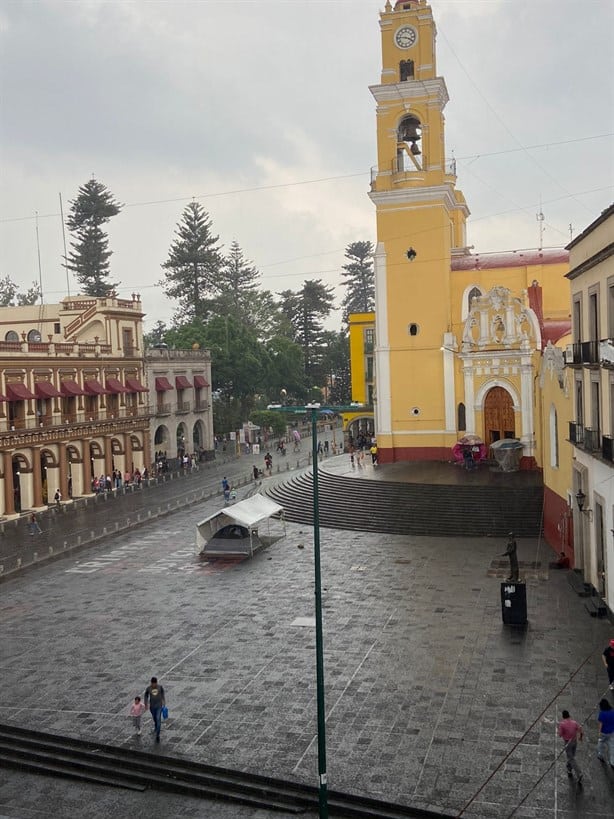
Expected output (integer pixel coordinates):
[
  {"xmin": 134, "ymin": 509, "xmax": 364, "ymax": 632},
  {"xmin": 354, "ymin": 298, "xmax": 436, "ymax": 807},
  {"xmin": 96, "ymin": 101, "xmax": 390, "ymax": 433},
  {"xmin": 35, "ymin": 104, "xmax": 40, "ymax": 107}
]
[{"xmin": 500, "ymin": 581, "xmax": 527, "ymax": 625}]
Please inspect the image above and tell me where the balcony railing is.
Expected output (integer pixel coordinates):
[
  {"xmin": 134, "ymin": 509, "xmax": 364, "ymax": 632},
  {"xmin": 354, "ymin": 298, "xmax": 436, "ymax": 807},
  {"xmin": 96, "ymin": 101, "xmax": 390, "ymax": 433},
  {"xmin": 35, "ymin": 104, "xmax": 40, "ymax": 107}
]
[
  {"xmin": 602, "ymin": 435, "xmax": 614, "ymax": 463},
  {"xmin": 1, "ymin": 404, "xmax": 152, "ymax": 433},
  {"xmin": 569, "ymin": 421, "xmax": 583, "ymax": 445},
  {"xmin": 156, "ymin": 403, "xmax": 172, "ymax": 416},
  {"xmin": 581, "ymin": 340, "xmax": 599, "ymax": 365},
  {"xmin": 194, "ymin": 400, "xmax": 210, "ymax": 412},
  {"xmin": 176, "ymin": 400, "xmax": 191, "ymax": 414},
  {"xmin": 584, "ymin": 427, "xmax": 601, "ymax": 452}
]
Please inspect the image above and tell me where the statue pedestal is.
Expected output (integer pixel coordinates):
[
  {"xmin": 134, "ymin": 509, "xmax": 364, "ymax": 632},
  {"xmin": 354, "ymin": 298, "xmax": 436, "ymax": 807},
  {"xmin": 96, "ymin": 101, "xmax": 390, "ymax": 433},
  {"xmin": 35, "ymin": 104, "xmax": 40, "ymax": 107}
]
[{"xmin": 500, "ymin": 582, "xmax": 527, "ymax": 626}]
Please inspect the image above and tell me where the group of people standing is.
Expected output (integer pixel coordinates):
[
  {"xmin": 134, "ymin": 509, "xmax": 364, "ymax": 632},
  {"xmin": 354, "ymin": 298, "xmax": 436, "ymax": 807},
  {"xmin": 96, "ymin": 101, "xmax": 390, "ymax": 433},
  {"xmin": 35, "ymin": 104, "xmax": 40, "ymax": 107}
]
[{"xmin": 557, "ymin": 639, "xmax": 614, "ymax": 786}]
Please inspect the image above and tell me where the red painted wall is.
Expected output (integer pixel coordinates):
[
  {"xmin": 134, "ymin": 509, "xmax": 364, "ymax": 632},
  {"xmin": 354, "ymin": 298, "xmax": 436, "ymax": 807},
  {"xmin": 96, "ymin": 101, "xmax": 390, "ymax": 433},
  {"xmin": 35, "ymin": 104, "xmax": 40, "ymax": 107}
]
[{"xmin": 543, "ymin": 484, "xmax": 574, "ymax": 563}]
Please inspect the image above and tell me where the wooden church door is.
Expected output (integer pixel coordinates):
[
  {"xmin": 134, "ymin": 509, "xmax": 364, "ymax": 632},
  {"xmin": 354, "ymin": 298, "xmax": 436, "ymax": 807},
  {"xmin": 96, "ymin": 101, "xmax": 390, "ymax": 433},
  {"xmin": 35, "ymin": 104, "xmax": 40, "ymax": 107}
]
[{"xmin": 484, "ymin": 387, "xmax": 515, "ymax": 445}]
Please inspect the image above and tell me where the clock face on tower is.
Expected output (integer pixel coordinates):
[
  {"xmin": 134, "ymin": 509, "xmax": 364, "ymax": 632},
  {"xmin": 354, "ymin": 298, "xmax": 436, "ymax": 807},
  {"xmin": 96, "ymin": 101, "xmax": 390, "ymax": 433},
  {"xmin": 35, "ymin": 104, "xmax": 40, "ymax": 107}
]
[{"xmin": 395, "ymin": 26, "xmax": 417, "ymax": 49}]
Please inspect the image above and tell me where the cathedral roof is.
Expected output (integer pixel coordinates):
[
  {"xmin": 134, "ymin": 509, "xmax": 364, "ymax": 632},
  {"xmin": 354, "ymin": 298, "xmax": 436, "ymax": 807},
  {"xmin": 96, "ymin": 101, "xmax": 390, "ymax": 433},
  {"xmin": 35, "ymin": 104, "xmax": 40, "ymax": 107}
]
[{"xmin": 451, "ymin": 248, "xmax": 568, "ymax": 271}]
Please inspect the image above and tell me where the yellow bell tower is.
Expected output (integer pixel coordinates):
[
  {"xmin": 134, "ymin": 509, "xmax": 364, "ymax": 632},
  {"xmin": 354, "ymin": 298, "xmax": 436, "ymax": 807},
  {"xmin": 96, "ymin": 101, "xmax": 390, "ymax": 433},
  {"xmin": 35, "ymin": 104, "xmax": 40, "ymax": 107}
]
[{"xmin": 369, "ymin": 0, "xmax": 469, "ymax": 462}]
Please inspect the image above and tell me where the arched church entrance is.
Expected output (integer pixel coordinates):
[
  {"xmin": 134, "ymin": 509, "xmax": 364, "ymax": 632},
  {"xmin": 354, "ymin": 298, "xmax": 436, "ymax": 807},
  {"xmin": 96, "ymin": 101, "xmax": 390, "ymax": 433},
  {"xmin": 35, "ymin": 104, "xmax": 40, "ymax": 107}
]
[{"xmin": 483, "ymin": 387, "xmax": 515, "ymax": 445}]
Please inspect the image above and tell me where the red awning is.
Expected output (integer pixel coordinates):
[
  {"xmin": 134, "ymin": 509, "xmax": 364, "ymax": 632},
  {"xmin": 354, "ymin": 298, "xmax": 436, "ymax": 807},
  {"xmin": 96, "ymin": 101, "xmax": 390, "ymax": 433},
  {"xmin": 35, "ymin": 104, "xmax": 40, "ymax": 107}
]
[
  {"xmin": 60, "ymin": 379, "xmax": 85, "ymax": 397},
  {"xmin": 193, "ymin": 375, "xmax": 209, "ymax": 388},
  {"xmin": 6, "ymin": 383, "xmax": 36, "ymax": 401},
  {"xmin": 125, "ymin": 378, "xmax": 148, "ymax": 393},
  {"xmin": 175, "ymin": 375, "xmax": 193, "ymax": 389},
  {"xmin": 35, "ymin": 381, "xmax": 62, "ymax": 399},
  {"xmin": 105, "ymin": 378, "xmax": 129, "ymax": 394},
  {"xmin": 84, "ymin": 379, "xmax": 108, "ymax": 396},
  {"xmin": 155, "ymin": 376, "xmax": 174, "ymax": 392}
]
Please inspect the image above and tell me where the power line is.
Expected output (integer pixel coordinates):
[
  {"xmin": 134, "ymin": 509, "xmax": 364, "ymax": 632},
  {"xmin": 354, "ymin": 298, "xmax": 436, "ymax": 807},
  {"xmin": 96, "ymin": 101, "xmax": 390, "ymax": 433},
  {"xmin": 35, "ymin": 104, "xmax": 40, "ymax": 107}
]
[{"xmin": 0, "ymin": 134, "xmax": 611, "ymax": 225}]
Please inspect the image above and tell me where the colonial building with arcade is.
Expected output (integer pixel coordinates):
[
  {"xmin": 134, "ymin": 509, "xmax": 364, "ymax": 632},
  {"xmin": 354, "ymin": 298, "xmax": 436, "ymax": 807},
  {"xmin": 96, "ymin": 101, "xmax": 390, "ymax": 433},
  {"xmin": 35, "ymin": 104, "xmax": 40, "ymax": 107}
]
[{"xmin": 0, "ymin": 294, "xmax": 150, "ymax": 515}]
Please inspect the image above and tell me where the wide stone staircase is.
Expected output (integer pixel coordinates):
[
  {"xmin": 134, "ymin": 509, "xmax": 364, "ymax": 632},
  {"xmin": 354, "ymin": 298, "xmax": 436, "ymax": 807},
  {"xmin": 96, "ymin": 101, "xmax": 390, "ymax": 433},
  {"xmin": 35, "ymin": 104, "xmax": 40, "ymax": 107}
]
[{"xmin": 266, "ymin": 468, "xmax": 543, "ymax": 538}]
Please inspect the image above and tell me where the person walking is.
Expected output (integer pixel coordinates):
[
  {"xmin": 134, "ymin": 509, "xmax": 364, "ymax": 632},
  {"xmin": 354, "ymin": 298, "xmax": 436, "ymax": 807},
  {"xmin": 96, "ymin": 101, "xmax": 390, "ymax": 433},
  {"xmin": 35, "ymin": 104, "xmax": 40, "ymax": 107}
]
[
  {"xmin": 130, "ymin": 695, "xmax": 146, "ymax": 736},
  {"xmin": 370, "ymin": 443, "xmax": 378, "ymax": 465},
  {"xmin": 222, "ymin": 476, "xmax": 230, "ymax": 504},
  {"xmin": 602, "ymin": 639, "xmax": 614, "ymax": 691},
  {"xmin": 54, "ymin": 488, "xmax": 62, "ymax": 508},
  {"xmin": 28, "ymin": 513, "xmax": 42, "ymax": 536},
  {"xmin": 144, "ymin": 676, "xmax": 166, "ymax": 743},
  {"xmin": 558, "ymin": 709, "xmax": 583, "ymax": 784},
  {"xmin": 597, "ymin": 697, "xmax": 614, "ymax": 767}
]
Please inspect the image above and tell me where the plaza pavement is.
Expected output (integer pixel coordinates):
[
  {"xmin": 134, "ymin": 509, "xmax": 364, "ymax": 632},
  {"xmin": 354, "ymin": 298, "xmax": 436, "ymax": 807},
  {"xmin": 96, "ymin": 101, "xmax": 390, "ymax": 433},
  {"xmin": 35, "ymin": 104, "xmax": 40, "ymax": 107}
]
[{"xmin": 1, "ymin": 454, "xmax": 614, "ymax": 818}]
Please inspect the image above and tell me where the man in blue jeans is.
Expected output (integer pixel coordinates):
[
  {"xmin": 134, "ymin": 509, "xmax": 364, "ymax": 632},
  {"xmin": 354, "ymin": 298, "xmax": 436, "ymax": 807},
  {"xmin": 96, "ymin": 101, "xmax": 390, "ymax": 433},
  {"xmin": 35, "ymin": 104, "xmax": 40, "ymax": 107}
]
[{"xmin": 144, "ymin": 676, "xmax": 166, "ymax": 743}]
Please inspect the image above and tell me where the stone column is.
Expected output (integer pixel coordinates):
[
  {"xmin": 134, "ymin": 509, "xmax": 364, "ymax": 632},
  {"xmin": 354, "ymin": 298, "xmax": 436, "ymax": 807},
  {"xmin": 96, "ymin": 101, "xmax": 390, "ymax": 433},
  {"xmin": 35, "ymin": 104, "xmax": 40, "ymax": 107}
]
[
  {"xmin": 104, "ymin": 436, "xmax": 113, "ymax": 476},
  {"xmin": 81, "ymin": 440, "xmax": 92, "ymax": 495},
  {"xmin": 124, "ymin": 433, "xmax": 133, "ymax": 474},
  {"xmin": 142, "ymin": 431, "xmax": 151, "ymax": 473},
  {"xmin": 58, "ymin": 443, "xmax": 68, "ymax": 500},
  {"xmin": 31, "ymin": 447, "xmax": 43, "ymax": 508},
  {"xmin": 3, "ymin": 451, "xmax": 15, "ymax": 516}
]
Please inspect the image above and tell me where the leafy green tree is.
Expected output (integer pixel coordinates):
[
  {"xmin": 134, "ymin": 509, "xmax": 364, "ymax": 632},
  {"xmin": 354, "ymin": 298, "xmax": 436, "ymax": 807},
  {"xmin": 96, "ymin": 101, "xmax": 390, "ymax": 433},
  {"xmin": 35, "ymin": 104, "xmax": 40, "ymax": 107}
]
[
  {"xmin": 320, "ymin": 330, "xmax": 351, "ymax": 405},
  {"xmin": 264, "ymin": 335, "xmax": 308, "ymax": 402},
  {"xmin": 279, "ymin": 279, "xmax": 335, "ymax": 384},
  {"xmin": 0, "ymin": 275, "xmax": 41, "ymax": 306},
  {"xmin": 249, "ymin": 410, "xmax": 287, "ymax": 438},
  {"xmin": 144, "ymin": 320, "xmax": 168, "ymax": 348},
  {"xmin": 340, "ymin": 240, "xmax": 374, "ymax": 323},
  {"xmin": 64, "ymin": 178, "xmax": 122, "ymax": 296},
  {"xmin": 161, "ymin": 202, "xmax": 223, "ymax": 324}
]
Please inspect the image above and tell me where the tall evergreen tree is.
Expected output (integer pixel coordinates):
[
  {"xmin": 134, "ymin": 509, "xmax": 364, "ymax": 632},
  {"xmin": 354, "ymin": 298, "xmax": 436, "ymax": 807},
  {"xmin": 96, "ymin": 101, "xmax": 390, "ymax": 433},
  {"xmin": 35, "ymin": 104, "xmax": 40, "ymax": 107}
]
[
  {"xmin": 340, "ymin": 240, "xmax": 375, "ymax": 323},
  {"xmin": 279, "ymin": 279, "xmax": 335, "ymax": 384},
  {"xmin": 161, "ymin": 202, "xmax": 223, "ymax": 324},
  {"xmin": 64, "ymin": 178, "xmax": 122, "ymax": 296},
  {"xmin": 212, "ymin": 240, "xmax": 260, "ymax": 324}
]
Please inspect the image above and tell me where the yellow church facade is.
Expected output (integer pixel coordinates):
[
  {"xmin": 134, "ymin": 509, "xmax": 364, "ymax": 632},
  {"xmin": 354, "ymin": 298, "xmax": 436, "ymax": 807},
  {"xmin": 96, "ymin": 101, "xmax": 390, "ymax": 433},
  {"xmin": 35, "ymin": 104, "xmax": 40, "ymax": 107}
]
[{"xmin": 368, "ymin": 1, "xmax": 571, "ymax": 467}]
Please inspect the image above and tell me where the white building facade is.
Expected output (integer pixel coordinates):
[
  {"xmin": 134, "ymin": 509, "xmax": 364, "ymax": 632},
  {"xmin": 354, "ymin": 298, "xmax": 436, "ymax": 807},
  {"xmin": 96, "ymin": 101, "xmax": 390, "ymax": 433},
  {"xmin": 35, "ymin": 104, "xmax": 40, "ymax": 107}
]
[{"xmin": 567, "ymin": 203, "xmax": 614, "ymax": 610}]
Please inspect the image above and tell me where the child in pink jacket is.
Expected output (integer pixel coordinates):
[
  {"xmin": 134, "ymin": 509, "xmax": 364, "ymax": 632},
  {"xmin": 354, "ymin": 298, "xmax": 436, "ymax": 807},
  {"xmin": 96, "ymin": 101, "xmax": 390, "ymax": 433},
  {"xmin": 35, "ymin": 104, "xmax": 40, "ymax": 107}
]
[{"xmin": 130, "ymin": 695, "xmax": 146, "ymax": 735}]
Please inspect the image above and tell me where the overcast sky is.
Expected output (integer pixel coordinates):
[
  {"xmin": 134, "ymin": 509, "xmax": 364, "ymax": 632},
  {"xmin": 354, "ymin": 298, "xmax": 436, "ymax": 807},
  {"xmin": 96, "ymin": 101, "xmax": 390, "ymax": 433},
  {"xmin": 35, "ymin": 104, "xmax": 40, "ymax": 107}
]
[{"xmin": 1, "ymin": 0, "xmax": 613, "ymax": 331}]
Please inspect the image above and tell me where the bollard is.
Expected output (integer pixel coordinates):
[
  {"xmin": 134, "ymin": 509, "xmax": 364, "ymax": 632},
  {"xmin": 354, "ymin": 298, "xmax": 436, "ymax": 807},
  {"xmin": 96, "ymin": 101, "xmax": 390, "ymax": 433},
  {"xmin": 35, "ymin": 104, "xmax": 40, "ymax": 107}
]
[
  {"xmin": 63, "ymin": 541, "xmax": 68, "ymax": 550},
  {"xmin": 77, "ymin": 536, "xmax": 81, "ymax": 545},
  {"xmin": 103, "ymin": 527, "xmax": 107, "ymax": 535},
  {"xmin": 115, "ymin": 522, "xmax": 119, "ymax": 531},
  {"xmin": 16, "ymin": 558, "xmax": 21, "ymax": 569},
  {"xmin": 148, "ymin": 510, "xmax": 152, "ymax": 517},
  {"xmin": 48, "ymin": 546, "xmax": 53, "ymax": 554},
  {"xmin": 33, "ymin": 552, "xmax": 38, "ymax": 561},
  {"xmin": 90, "ymin": 531, "xmax": 95, "ymax": 539}
]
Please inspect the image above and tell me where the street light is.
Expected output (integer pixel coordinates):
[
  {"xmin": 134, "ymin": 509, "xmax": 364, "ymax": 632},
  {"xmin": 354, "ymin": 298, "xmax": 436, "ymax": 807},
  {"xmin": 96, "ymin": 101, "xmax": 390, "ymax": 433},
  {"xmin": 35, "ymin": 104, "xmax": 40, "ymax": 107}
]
[{"xmin": 305, "ymin": 402, "xmax": 329, "ymax": 818}]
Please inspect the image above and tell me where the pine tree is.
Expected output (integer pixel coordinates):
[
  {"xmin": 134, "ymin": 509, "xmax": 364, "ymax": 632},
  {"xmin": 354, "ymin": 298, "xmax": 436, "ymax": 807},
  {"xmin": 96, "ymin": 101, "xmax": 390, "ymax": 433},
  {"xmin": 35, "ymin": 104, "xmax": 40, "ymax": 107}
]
[
  {"xmin": 279, "ymin": 279, "xmax": 335, "ymax": 384},
  {"xmin": 212, "ymin": 240, "xmax": 260, "ymax": 324},
  {"xmin": 161, "ymin": 202, "xmax": 223, "ymax": 323},
  {"xmin": 65, "ymin": 178, "xmax": 122, "ymax": 296},
  {"xmin": 340, "ymin": 240, "xmax": 375, "ymax": 323}
]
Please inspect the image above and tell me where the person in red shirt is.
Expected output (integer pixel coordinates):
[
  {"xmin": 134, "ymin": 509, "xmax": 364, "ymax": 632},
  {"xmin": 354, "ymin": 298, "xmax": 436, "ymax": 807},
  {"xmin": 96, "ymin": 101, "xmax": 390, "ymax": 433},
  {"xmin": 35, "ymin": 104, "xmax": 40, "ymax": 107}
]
[{"xmin": 558, "ymin": 709, "xmax": 583, "ymax": 784}]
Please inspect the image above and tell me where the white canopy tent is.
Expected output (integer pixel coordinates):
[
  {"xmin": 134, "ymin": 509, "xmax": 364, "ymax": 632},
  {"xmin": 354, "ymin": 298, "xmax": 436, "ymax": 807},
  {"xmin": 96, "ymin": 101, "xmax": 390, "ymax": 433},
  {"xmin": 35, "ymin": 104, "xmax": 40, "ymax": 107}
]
[{"xmin": 196, "ymin": 494, "xmax": 285, "ymax": 557}]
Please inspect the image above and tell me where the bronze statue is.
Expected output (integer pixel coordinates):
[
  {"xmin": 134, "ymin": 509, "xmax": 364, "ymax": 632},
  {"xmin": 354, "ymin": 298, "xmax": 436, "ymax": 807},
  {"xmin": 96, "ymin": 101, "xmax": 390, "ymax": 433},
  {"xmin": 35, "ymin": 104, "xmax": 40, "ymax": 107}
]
[{"xmin": 502, "ymin": 532, "xmax": 519, "ymax": 582}]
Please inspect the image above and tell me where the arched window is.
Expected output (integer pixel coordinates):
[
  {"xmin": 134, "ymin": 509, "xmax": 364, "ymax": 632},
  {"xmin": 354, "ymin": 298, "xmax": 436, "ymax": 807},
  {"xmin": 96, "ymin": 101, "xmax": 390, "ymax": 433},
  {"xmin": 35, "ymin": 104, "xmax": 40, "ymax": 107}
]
[
  {"xmin": 27, "ymin": 329, "xmax": 42, "ymax": 342},
  {"xmin": 5, "ymin": 330, "xmax": 19, "ymax": 342},
  {"xmin": 399, "ymin": 60, "xmax": 414, "ymax": 81},
  {"xmin": 457, "ymin": 403, "xmax": 466, "ymax": 432},
  {"xmin": 467, "ymin": 287, "xmax": 481, "ymax": 315},
  {"xmin": 549, "ymin": 405, "xmax": 559, "ymax": 468},
  {"xmin": 461, "ymin": 285, "xmax": 483, "ymax": 320},
  {"xmin": 396, "ymin": 115, "xmax": 422, "ymax": 171}
]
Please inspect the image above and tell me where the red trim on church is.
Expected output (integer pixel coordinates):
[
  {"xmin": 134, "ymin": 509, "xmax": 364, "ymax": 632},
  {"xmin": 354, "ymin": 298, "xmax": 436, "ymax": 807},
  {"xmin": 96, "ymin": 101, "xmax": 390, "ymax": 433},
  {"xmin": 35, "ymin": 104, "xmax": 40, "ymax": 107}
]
[{"xmin": 451, "ymin": 248, "xmax": 568, "ymax": 271}]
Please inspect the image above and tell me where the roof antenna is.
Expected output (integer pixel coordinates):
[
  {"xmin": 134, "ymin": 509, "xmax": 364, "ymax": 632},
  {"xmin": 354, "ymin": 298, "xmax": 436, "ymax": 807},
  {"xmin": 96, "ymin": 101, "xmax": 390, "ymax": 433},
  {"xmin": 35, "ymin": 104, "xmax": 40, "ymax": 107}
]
[
  {"xmin": 35, "ymin": 211, "xmax": 44, "ymax": 304},
  {"xmin": 59, "ymin": 193, "xmax": 71, "ymax": 297},
  {"xmin": 536, "ymin": 198, "xmax": 545, "ymax": 250}
]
